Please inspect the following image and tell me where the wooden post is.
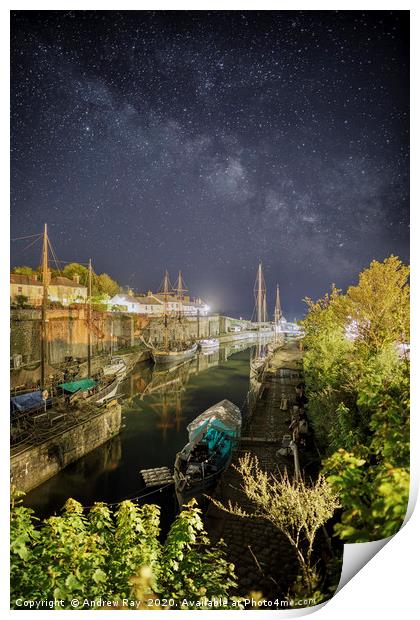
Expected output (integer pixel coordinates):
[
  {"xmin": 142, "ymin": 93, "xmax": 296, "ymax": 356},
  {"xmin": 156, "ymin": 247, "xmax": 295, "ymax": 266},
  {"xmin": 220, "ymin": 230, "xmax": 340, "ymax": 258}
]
[
  {"xmin": 290, "ymin": 441, "xmax": 301, "ymax": 480},
  {"xmin": 87, "ymin": 258, "xmax": 92, "ymax": 377},
  {"xmin": 41, "ymin": 223, "xmax": 49, "ymax": 389},
  {"xmin": 257, "ymin": 262, "xmax": 262, "ymax": 324}
]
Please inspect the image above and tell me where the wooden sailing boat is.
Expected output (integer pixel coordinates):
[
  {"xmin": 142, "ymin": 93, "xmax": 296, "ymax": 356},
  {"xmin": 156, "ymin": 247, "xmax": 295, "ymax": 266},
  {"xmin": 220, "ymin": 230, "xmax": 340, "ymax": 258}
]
[
  {"xmin": 150, "ymin": 270, "xmax": 197, "ymax": 366},
  {"xmin": 80, "ymin": 258, "xmax": 125, "ymax": 401},
  {"xmin": 11, "ymin": 228, "xmax": 121, "ymax": 423}
]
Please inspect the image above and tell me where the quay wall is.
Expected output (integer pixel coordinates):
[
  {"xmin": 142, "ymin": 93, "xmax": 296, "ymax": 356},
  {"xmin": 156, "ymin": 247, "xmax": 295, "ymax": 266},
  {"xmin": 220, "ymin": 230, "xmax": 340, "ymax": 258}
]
[
  {"xmin": 10, "ymin": 402, "xmax": 122, "ymax": 493},
  {"xmin": 10, "ymin": 309, "xmax": 251, "ymax": 371}
]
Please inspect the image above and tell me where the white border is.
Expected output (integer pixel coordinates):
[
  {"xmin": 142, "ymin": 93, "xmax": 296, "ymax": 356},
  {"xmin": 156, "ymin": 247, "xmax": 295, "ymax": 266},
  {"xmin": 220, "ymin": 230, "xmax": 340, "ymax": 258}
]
[{"xmin": 2, "ymin": 3, "xmax": 417, "ymax": 618}]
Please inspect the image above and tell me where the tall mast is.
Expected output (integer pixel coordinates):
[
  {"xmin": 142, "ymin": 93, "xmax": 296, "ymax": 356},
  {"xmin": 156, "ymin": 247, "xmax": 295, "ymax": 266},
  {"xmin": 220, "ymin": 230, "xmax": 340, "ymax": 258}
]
[
  {"xmin": 163, "ymin": 269, "xmax": 170, "ymax": 351},
  {"xmin": 175, "ymin": 270, "xmax": 187, "ymax": 298},
  {"xmin": 274, "ymin": 284, "xmax": 282, "ymax": 324},
  {"xmin": 263, "ymin": 291, "xmax": 267, "ymax": 323},
  {"xmin": 175, "ymin": 270, "xmax": 187, "ymax": 342},
  {"xmin": 40, "ymin": 223, "xmax": 49, "ymax": 389},
  {"xmin": 254, "ymin": 261, "xmax": 266, "ymax": 326},
  {"xmin": 87, "ymin": 258, "xmax": 92, "ymax": 376}
]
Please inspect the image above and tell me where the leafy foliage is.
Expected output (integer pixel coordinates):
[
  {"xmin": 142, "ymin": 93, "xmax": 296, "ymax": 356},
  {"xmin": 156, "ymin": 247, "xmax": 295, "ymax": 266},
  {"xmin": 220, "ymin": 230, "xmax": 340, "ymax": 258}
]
[
  {"xmin": 301, "ymin": 256, "xmax": 410, "ymax": 542},
  {"xmin": 10, "ymin": 494, "xmax": 240, "ymax": 609},
  {"xmin": 12, "ymin": 266, "xmax": 36, "ymax": 276},
  {"xmin": 63, "ymin": 262, "xmax": 120, "ymax": 297},
  {"xmin": 13, "ymin": 294, "xmax": 29, "ymax": 307}
]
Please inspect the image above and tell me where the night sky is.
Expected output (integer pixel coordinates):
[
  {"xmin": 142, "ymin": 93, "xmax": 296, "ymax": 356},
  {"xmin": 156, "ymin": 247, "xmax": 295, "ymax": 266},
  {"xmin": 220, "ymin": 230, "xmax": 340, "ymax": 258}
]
[{"xmin": 11, "ymin": 11, "xmax": 409, "ymax": 319}]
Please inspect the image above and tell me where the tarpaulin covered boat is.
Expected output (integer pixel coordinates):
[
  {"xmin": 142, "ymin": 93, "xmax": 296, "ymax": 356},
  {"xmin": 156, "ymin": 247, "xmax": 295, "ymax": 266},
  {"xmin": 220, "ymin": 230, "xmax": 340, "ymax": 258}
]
[
  {"xmin": 174, "ymin": 399, "xmax": 242, "ymax": 505},
  {"xmin": 58, "ymin": 375, "xmax": 120, "ymax": 405},
  {"xmin": 10, "ymin": 390, "xmax": 52, "ymax": 416}
]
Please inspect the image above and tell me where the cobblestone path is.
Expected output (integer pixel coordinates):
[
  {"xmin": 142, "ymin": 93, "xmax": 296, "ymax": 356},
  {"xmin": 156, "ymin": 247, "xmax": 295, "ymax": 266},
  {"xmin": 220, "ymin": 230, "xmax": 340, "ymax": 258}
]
[{"xmin": 205, "ymin": 341, "xmax": 305, "ymax": 600}]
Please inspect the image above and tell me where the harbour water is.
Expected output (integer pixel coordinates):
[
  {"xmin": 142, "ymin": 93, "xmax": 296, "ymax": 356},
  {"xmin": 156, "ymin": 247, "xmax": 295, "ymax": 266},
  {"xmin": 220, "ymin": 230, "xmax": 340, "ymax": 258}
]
[{"xmin": 23, "ymin": 341, "xmax": 258, "ymax": 523}]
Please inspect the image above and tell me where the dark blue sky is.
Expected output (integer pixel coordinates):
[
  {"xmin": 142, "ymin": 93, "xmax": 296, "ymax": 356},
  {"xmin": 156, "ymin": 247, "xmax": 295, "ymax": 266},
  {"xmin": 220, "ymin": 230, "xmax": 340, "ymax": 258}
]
[{"xmin": 11, "ymin": 11, "xmax": 409, "ymax": 319}]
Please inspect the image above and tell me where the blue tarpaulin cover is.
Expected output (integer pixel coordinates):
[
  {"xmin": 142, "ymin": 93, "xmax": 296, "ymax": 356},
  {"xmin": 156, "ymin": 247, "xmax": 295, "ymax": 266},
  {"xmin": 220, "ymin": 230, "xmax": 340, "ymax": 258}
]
[
  {"xmin": 187, "ymin": 399, "xmax": 242, "ymax": 444},
  {"xmin": 10, "ymin": 391, "xmax": 45, "ymax": 413}
]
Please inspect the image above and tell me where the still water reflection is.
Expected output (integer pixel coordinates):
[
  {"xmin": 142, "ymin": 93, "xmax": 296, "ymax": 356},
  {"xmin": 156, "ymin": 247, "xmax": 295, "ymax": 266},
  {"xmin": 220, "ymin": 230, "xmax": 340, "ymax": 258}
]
[{"xmin": 24, "ymin": 341, "xmax": 256, "ymax": 520}]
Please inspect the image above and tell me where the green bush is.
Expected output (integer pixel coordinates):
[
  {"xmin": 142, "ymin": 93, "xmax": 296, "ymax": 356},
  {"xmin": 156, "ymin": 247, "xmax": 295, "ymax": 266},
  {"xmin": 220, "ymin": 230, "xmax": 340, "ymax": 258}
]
[
  {"xmin": 301, "ymin": 256, "xmax": 410, "ymax": 543},
  {"xmin": 10, "ymin": 493, "xmax": 240, "ymax": 609}
]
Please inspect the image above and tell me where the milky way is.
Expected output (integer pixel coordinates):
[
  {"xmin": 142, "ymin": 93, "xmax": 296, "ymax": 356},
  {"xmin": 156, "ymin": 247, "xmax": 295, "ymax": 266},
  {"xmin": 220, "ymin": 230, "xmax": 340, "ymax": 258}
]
[{"xmin": 11, "ymin": 11, "xmax": 409, "ymax": 318}]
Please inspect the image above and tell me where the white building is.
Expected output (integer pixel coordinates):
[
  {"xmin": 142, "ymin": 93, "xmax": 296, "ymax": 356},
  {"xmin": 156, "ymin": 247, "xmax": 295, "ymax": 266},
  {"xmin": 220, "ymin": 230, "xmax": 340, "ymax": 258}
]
[
  {"xmin": 108, "ymin": 294, "xmax": 148, "ymax": 314},
  {"xmin": 108, "ymin": 292, "xmax": 209, "ymax": 316}
]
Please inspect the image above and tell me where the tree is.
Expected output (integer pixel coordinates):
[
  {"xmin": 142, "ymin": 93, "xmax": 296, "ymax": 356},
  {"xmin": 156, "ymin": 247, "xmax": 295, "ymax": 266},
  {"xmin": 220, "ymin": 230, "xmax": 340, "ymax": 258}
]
[
  {"xmin": 301, "ymin": 256, "xmax": 410, "ymax": 543},
  {"xmin": 95, "ymin": 273, "xmax": 120, "ymax": 297},
  {"xmin": 10, "ymin": 493, "xmax": 240, "ymax": 609},
  {"xmin": 63, "ymin": 263, "xmax": 88, "ymax": 286},
  {"xmin": 345, "ymin": 255, "xmax": 410, "ymax": 353},
  {"xmin": 301, "ymin": 286, "xmax": 360, "ymax": 451},
  {"xmin": 211, "ymin": 454, "xmax": 339, "ymax": 599},
  {"xmin": 63, "ymin": 263, "xmax": 120, "ymax": 297},
  {"xmin": 12, "ymin": 266, "xmax": 36, "ymax": 276}
]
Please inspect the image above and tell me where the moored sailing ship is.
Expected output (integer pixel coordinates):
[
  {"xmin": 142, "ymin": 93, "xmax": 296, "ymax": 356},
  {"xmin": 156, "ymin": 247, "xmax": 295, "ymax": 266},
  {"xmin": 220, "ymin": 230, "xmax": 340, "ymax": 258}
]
[
  {"xmin": 250, "ymin": 261, "xmax": 269, "ymax": 379},
  {"xmin": 150, "ymin": 270, "xmax": 198, "ymax": 366}
]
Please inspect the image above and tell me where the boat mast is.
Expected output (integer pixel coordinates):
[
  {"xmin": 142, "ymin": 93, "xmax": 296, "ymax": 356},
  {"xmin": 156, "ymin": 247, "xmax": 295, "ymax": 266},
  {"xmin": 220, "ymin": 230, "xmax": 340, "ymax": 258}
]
[
  {"xmin": 175, "ymin": 270, "xmax": 187, "ymax": 342},
  {"xmin": 274, "ymin": 284, "xmax": 282, "ymax": 325},
  {"xmin": 40, "ymin": 223, "xmax": 49, "ymax": 389},
  {"xmin": 254, "ymin": 261, "xmax": 266, "ymax": 327},
  {"xmin": 87, "ymin": 258, "xmax": 92, "ymax": 376},
  {"xmin": 163, "ymin": 269, "xmax": 170, "ymax": 351},
  {"xmin": 175, "ymin": 270, "xmax": 187, "ymax": 299}
]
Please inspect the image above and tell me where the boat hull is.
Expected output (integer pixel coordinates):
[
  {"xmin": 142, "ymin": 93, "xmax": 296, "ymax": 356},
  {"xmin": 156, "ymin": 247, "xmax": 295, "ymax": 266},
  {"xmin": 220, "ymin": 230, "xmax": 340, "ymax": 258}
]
[
  {"xmin": 174, "ymin": 452, "xmax": 230, "ymax": 507},
  {"xmin": 151, "ymin": 344, "xmax": 198, "ymax": 366},
  {"xmin": 86, "ymin": 376, "xmax": 121, "ymax": 405}
]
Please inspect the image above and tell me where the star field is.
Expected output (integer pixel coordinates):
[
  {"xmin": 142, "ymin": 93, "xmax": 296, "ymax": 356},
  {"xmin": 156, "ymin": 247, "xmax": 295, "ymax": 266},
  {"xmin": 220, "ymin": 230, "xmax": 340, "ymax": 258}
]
[{"xmin": 11, "ymin": 11, "xmax": 409, "ymax": 318}]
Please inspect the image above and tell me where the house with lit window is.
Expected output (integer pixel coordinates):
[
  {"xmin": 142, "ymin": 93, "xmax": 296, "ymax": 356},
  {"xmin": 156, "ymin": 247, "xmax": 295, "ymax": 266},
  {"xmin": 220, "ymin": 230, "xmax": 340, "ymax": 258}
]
[
  {"xmin": 149, "ymin": 293, "xmax": 209, "ymax": 316},
  {"xmin": 10, "ymin": 273, "xmax": 87, "ymax": 306}
]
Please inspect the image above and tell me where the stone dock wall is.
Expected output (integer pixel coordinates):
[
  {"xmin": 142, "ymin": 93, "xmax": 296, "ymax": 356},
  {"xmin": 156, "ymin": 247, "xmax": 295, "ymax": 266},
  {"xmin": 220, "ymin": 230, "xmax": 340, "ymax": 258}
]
[
  {"xmin": 205, "ymin": 341, "xmax": 306, "ymax": 600},
  {"xmin": 10, "ymin": 402, "xmax": 122, "ymax": 493},
  {"xmin": 10, "ymin": 308, "xmax": 253, "ymax": 388}
]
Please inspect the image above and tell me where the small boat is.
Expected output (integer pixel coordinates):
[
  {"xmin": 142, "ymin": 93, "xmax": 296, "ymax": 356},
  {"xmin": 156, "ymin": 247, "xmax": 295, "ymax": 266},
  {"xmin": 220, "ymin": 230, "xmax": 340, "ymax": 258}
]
[
  {"xmin": 174, "ymin": 399, "xmax": 242, "ymax": 505},
  {"xmin": 10, "ymin": 390, "xmax": 53, "ymax": 417},
  {"xmin": 198, "ymin": 338, "xmax": 220, "ymax": 350},
  {"xmin": 151, "ymin": 343, "xmax": 198, "ymax": 367},
  {"xmin": 58, "ymin": 375, "xmax": 121, "ymax": 405},
  {"xmin": 102, "ymin": 356, "xmax": 127, "ymax": 378}
]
